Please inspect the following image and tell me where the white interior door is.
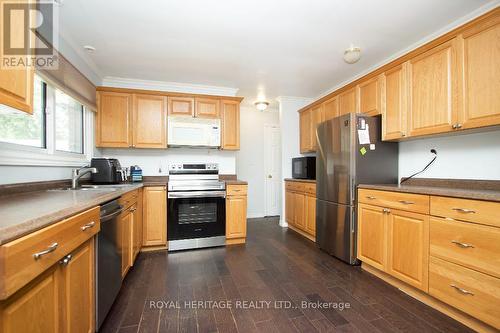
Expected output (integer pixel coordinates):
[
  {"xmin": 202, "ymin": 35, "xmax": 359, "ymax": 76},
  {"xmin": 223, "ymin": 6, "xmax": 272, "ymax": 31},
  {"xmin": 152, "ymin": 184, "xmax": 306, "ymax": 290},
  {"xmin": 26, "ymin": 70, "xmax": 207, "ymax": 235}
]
[{"xmin": 264, "ymin": 124, "xmax": 281, "ymax": 216}]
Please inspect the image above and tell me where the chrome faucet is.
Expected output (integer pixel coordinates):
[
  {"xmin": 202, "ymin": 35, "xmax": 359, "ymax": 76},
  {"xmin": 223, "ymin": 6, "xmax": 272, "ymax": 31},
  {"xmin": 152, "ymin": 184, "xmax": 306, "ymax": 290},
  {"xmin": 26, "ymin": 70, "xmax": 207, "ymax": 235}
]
[{"xmin": 71, "ymin": 166, "xmax": 98, "ymax": 189}]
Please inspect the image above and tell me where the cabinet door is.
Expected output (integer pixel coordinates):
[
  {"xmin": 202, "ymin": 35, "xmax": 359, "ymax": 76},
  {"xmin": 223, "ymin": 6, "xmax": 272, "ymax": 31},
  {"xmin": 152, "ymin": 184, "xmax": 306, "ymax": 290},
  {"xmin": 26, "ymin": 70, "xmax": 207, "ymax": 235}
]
[
  {"xmin": 310, "ymin": 105, "xmax": 323, "ymax": 151},
  {"xmin": 299, "ymin": 109, "xmax": 312, "ymax": 153},
  {"xmin": 59, "ymin": 239, "xmax": 94, "ymax": 333},
  {"xmin": 143, "ymin": 187, "xmax": 167, "ymax": 247},
  {"xmin": 226, "ymin": 195, "xmax": 247, "ymax": 239},
  {"xmin": 358, "ymin": 76, "xmax": 383, "ymax": 116},
  {"xmin": 168, "ymin": 96, "xmax": 194, "ymax": 116},
  {"xmin": 133, "ymin": 190, "xmax": 143, "ymax": 262},
  {"xmin": 323, "ymin": 96, "xmax": 339, "ymax": 121},
  {"xmin": 339, "ymin": 87, "xmax": 358, "ymax": 115},
  {"xmin": 195, "ymin": 97, "xmax": 220, "ymax": 118},
  {"xmin": 383, "ymin": 64, "xmax": 408, "ymax": 140},
  {"xmin": 407, "ymin": 39, "xmax": 459, "ymax": 137},
  {"xmin": 294, "ymin": 193, "xmax": 306, "ymax": 231},
  {"xmin": 0, "ymin": 265, "xmax": 60, "ymax": 333},
  {"xmin": 304, "ymin": 194, "xmax": 316, "ymax": 236},
  {"xmin": 357, "ymin": 204, "xmax": 386, "ymax": 271},
  {"xmin": 0, "ymin": 0, "xmax": 34, "ymax": 114},
  {"xmin": 96, "ymin": 91, "xmax": 132, "ymax": 147},
  {"xmin": 459, "ymin": 17, "xmax": 500, "ymax": 129},
  {"xmin": 221, "ymin": 100, "xmax": 240, "ymax": 150},
  {"xmin": 285, "ymin": 190, "xmax": 294, "ymax": 226},
  {"xmin": 119, "ymin": 210, "xmax": 132, "ymax": 278},
  {"xmin": 132, "ymin": 94, "xmax": 167, "ymax": 148},
  {"xmin": 387, "ymin": 209, "xmax": 429, "ymax": 292}
]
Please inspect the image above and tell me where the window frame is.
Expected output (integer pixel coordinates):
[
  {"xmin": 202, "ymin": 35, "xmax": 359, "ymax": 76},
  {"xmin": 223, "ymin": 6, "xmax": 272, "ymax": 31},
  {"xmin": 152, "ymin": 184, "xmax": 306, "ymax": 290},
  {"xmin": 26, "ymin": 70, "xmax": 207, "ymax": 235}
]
[{"xmin": 0, "ymin": 77, "xmax": 94, "ymax": 167}]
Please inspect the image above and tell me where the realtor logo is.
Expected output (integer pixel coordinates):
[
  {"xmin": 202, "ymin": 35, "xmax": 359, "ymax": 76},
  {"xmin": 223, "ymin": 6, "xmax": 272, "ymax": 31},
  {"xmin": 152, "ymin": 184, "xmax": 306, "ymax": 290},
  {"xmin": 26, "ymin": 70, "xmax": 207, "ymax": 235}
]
[{"xmin": 1, "ymin": 0, "xmax": 58, "ymax": 69}]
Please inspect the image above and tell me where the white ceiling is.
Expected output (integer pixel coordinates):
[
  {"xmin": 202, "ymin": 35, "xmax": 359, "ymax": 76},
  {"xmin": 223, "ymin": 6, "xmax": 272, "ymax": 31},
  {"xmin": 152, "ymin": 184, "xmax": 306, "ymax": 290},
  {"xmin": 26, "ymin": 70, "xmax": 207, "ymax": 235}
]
[{"xmin": 59, "ymin": 0, "xmax": 496, "ymax": 104}]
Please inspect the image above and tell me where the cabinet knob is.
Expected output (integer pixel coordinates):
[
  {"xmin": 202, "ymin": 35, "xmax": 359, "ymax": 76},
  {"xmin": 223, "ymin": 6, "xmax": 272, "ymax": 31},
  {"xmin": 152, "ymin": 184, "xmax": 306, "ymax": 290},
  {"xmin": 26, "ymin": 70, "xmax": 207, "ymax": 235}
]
[
  {"xmin": 452, "ymin": 124, "xmax": 457, "ymax": 129},
  {"xmin": 456, "ymin": 123, "xmax": 463, "ymax": 129},
  {"xmin": 382, "ymin": 208, "xmax": 391, "ymax": 214},
  {"xmin": 59, "ymin": 254, "xmax": 73, "ymax": 266}
]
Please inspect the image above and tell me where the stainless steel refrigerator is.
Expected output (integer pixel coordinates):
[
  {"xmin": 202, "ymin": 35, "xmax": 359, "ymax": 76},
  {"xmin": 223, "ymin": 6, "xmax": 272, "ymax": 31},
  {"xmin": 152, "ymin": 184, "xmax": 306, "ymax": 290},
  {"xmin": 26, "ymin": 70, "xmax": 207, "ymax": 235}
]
[{"xmin": 316, "ymin": 113, "xmax": 398, "ymax": 264}]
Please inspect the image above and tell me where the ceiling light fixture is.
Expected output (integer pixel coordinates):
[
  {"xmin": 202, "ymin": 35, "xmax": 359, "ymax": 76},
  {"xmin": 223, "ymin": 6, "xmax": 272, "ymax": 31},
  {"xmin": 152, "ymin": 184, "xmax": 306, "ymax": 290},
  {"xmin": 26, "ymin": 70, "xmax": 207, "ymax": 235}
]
[
  {"xmin": 83, "ymin": 45, "xmax": 96, "ymax": 53},
  {"xmin": 343, "ymin": 45, "xmax": 361, "ymax": 64},
  {"xmin": 254, "ymin": 101, "xmax": 269, "ymax": 111}
]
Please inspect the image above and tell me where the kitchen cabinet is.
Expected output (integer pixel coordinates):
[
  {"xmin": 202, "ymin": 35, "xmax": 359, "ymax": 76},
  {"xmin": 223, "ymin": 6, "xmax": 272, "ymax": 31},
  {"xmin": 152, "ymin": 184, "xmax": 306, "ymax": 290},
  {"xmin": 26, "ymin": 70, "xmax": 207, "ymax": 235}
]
[
  {"xmin": 226, "ymin": 185, "xmax": 248, "ymax": 244},
  {"xmin": 96, "ymin": 91, "xmax": 132, "ymax": 147},
  {"xmin": 407, "ymin": 38, "xmax": 460, "ymax": 137},
  {"xmin": 323, "ymin": 96, "xmax": 339, "ymax": 121},
  {"xmin": 310, "ymin": 105, "xmax": 323, "ymax": 151},
  {"xmin": 142, "ymin": 186, "xmax": 167, "ymax": 247},
  {"xmin": 459, "ymin": 17, "xmax": 500, "ymax": 130},
  {"xmin": 338, "ymin": 87, "xmax": 358, "ymax": 115},
  {"xmin": 221, "ymin": 99, "xmax": 240, "ymax": 150},
  {"xmin": 168, "ymin": 96, "xmax": 194, "ymax": 116},
  {"xmin": 132, "ymin": 189, "xmax": 143, "ymax": 262},
  {"xmin": 132, "ymin": 94, "xmax": 167, "ymax": 148},
  {"xmin": 284, "ymin": 180, "xmax": 316, "ymax": 241},
  {"xmin": 299, "ymin": 109, "xmax": 312, "ymax": 153},
  {"xmin": 357, "ymin": 204, "xmax": 386, "ymax": 271},
  {"xmin": 0, "ymin": 0, "xmax": 34, "ymax": 114},
  {"xmin": 382, "ymin": 64, "xmax": 408, "ymax": 140},
  {"xmin": 358, "ymin": 75, "xmax": 383, "ymax": 116},
  {"xmin": 195, "ymin": 97, "xmax": 220, "ymax": 118},
  {"xmin": 119, "ymin": 207, "xmax": 133, "ymax": 278}
]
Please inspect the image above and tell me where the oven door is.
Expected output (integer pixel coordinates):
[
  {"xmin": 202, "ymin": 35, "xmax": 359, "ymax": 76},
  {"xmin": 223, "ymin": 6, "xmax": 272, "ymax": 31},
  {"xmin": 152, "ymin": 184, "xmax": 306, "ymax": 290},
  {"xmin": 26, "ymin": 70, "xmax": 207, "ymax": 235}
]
[{"xmin": 167, "ymin": 191, "xmax": 226, "ymax": 241}]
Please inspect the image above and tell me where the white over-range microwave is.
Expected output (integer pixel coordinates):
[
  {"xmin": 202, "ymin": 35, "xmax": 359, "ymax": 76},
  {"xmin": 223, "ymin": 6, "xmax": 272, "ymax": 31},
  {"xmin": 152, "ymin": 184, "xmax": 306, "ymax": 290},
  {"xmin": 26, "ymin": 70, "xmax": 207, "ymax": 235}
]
[{"xmin": 167, "ymin": 116, "xmax": 221, "ymax": 148}]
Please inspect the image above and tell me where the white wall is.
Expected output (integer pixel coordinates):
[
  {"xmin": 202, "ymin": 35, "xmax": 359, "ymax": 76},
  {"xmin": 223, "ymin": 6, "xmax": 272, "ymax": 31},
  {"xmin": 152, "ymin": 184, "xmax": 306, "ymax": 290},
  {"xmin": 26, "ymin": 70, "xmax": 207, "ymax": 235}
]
[
  {"xmin": 0, "ymin": 166, "xmax": 76, "ymax": 184},
  {"xmin": 276, "ymin": 96, "xmax": 313, "ymax": 226},
  {"xmin": 236, "ymin": 105, "xmax": 280, "ymax": 218},
  {"xmin": 98, "ymin": 148, "xmax": 236, "ymax": 175},
  {"xmin": 399, "ymin": 129, "xmax": 500, "ymax": 181}
]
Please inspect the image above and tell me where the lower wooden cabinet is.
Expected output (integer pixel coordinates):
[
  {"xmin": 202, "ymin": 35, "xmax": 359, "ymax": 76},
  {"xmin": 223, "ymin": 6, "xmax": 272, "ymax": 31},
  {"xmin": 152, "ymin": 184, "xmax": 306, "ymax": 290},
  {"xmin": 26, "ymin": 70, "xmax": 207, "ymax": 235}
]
[
  {"xmin": 285, "ymin": 180, "xmax": 316, "ymax": 241},
  {"xmin": 0, "ymin": 238, "xmax": 95, "ymax": 333},
  {"xmin": 357, "ymin": 203, "xmax": 386, "ymax": 271},
  {"xmin": 226, "ymin": 185, "xmax": 248, "ymax": 244},
  {"xmin": 142, "ymin": 186, "xmax": 167, "ymax": 247},
  {"xmin": 132, "ymin": 189, "xmax": 143, "ymax": 261},
  {"xmin": 119, "ymin": 208, "xmax": 133, "ymax": 278}
]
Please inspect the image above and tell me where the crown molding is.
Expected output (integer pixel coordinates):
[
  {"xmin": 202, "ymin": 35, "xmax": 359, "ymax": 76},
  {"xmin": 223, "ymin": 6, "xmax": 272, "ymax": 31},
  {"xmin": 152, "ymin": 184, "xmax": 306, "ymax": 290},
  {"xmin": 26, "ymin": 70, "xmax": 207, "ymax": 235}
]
[
  {"xmin": 276, "ymin": 96, "xmax": 313, "ymax": 103},
  {"xmin": 101, "ymin": 76, "xmax": 239, "ymax": 97},
  {"xmin": 314, "ymin": 0, "xmax": 500, "ymax": 101}
]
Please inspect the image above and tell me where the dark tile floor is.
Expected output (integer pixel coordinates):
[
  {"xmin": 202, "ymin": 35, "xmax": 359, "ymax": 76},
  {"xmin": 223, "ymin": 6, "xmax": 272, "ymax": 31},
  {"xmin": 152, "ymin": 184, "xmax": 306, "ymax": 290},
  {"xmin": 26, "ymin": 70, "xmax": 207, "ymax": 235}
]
[{"xmin": 99, "ymin": 217, "xmax": 472, "ymax": 333}]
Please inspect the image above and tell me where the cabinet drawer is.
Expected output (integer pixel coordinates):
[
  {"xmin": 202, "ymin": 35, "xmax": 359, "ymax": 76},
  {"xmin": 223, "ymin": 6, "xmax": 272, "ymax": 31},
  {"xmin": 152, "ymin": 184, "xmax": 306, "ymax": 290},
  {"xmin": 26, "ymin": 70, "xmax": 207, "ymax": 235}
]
[
  {"xmin": 431, "ymin": 196, "xmax": 500, "ymax": 228},
  {"xmin": 430, "ymin": 217, "xmax": 500, "ymax": 279},
  {"xmin": 285, "ymin": 181, "xmax": 307, "ymax": 192},
  {"xmin": 120, "ymin": 189, "xmax": 138, "ymax": 209},
  {"xmin": 429, "ymin": 256, "xmax": 500, "ymax": 329},
  {"xmin": 226, "ymin": 185, "xmax": 247, "ymax": 196},
  {"xmin": 358, "ymin": 189, "xmax": 429, "ymax": 214},
  {"xmin": 304, "ymin": 183, "xmax": 316, "ymax": 196},
  {"xmin": 0, "ymin": 207, "xmax": 100, "ymax": 300}
]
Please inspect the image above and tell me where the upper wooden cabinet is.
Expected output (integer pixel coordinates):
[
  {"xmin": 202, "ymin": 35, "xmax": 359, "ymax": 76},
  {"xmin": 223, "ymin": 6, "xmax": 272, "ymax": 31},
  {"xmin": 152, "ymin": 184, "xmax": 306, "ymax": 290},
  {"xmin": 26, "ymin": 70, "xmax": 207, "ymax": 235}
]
[
  {"xmin": 407, "ymin": 39, "xmax": 460, "ymax": 137},
  {"xmin": 0, "ymin": 0, "xmax": 34, "ymax": 114},
  {"xmin": 459, "ymin": 16, "xmax": 500, "ymax": 130},
  {"xmin": 358, "ymin": 75, "xmax": 383, "ymax": 116},
  {"xmin": 221, "ymin": 99, "xmax": 240, "ymax": 150},
  {"xmin": 382, "ymin": 64, "xmax": 408, "ymax": 140},
  {"xmin": 310, "ymin": 104, "xmax": 323, "ymax": 151},
  {"xmin": 132, "ymin": 94, "xmax": 167, "ymax": 148},
  {"xmin": 299, "ymin": 109, "xmax": 312, "ymax": 153},
  {"xmin": 96, "ymin": 91, "xmax": 132, "ymax": 148},
  {"xmin": 195, "ymin": 97, "xmax": 220, "ymax": 118},
  {"xmin": 323, "ymin": 96, "xmax": 339, "ymax": 121},
  {"xmin": 339, "ymin": 87, "xmax": 358, "ymax": 116},
  {"xmin": 168, "ymin": 96, "xmax": 194, "ymax": 116}
]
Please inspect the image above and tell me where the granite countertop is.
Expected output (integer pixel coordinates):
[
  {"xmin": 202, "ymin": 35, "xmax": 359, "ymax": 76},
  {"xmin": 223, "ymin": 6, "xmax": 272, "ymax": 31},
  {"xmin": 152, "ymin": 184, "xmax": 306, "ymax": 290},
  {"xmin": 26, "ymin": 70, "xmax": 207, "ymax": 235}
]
[
  {"xmin": 358, "ymin": 182, "xmax": 500, "ymax": 203},
  {"xmin": 284, "ymin": 178, "xmax": 316, "ymax": 183},
  {"xmin": 0, "ymin": 184, "xmax": 143, "ymax": 245}
]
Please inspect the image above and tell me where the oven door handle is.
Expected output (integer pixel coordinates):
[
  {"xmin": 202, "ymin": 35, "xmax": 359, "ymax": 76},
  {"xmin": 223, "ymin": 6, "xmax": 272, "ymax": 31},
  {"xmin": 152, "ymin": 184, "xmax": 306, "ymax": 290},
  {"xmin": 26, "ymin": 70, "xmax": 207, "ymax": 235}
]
[{"xmin": 168, "ymin": 191, "xmax": 226, "ymax": 199}]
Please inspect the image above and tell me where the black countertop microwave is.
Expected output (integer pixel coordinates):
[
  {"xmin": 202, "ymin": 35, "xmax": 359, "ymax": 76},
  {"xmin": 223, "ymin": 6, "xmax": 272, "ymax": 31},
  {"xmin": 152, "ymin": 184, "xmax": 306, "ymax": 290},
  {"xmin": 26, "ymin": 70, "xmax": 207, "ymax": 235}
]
[{"xmin": 292, "ymin": 156, "xmax": 316, "ymax": 180}]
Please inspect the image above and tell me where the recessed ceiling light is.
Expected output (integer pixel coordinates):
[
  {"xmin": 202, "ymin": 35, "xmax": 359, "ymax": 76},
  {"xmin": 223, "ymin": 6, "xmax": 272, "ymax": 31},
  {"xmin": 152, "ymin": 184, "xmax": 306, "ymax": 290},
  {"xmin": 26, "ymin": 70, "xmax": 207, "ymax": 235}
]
[
  {"xmin": 254, "ymin": 101, "xmax": 269, "ymax": 111},
  {"xmin": 83, "ymin": 45, "xmax": 96, "ymax": 53},
  {"xmin": 344, "ymin": 45, "xmax": 361, "ymax": 64}
]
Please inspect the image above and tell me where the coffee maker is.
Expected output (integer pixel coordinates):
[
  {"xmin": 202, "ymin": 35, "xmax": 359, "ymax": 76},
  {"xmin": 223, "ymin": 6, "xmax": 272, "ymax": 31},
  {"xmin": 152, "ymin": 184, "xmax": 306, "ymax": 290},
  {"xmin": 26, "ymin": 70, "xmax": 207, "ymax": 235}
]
[{"xmin": 90, "ymin": 158, "xmax": 126, "ymax": 184}]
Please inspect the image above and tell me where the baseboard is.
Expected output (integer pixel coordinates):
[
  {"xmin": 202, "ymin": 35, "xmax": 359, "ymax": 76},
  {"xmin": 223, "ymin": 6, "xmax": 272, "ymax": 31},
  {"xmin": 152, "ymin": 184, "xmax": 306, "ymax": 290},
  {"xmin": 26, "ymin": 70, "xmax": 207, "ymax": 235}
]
[
  {"xmin": 226, "ymin": 238, "xmax": 245, "ymax": 245},
  {"xmin": 361, "ymin": 263, "xmax": 497, "ymax": 333},
  {"xmin": 287, "ymin": 225, "xmax": 315, "ymax": 242},
  {"xmin": 140, "ymin": 245, "xmax": 168, "ymax": 252}
]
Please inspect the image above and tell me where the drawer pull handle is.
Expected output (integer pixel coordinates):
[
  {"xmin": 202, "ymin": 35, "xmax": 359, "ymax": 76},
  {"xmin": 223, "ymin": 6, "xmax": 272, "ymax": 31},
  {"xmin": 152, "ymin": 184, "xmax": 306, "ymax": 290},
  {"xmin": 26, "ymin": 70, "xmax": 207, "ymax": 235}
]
[
  {"xmin": 452, "ymin": 208, "xmax": 475, "ymax": 214},
  {"xmin": 33, "ymin": 242, "xmax": 58, "ymax": 260},
  {"xmin": 451, "ymin": 240, "xmax": 474, "ymax": 248},
  {"xmin": 382, "ymin": 208, "xmax": 391, "ymax": 214},
  {"xmin": 81, "ymin": 221, "xmax": 96, "ymax": 231},
  {"xmin": 59, "ymin": 254, "xmax": 73, "ymax": 266},
  {"xmin": 398, "ymin": 200, "xmax": 414, "ymax": 205},
  {"xmin": 450, "ymin": 284, "xmax": 474, "ymax": 296},
  {"xmin": 366, "ymin": 196, "xmax": 376, "ymax": 200}
]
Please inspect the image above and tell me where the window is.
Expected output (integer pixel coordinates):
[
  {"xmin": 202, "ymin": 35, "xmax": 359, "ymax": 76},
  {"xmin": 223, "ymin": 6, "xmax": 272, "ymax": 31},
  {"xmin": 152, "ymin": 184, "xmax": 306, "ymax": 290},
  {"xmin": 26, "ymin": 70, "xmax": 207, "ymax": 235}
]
[
  {"xmin": 0, "ymin": 76, "xmax": 46, "ymax": 148},
  {"xmin": 0, "ymin": 75, "xmax": 93, "ymax": 166}
]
